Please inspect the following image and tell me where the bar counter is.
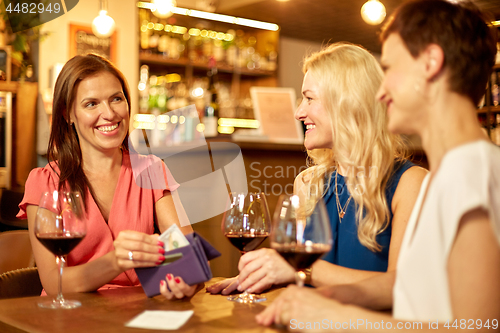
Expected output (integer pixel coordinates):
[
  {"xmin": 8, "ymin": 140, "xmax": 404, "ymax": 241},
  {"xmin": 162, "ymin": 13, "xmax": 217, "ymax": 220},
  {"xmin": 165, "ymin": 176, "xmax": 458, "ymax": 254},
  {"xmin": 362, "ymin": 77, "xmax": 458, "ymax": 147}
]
[{"xmin": 0, "ymin": 278, "xmax": 286, "ymax": 333}]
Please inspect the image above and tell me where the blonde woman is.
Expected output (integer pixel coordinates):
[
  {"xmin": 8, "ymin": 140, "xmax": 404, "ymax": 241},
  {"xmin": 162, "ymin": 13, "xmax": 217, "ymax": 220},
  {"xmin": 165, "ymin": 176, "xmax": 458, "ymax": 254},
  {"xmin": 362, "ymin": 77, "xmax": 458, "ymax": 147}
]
[{"xmin": 208, "ymin": 43, "xmax": 427, "ymax": 295}]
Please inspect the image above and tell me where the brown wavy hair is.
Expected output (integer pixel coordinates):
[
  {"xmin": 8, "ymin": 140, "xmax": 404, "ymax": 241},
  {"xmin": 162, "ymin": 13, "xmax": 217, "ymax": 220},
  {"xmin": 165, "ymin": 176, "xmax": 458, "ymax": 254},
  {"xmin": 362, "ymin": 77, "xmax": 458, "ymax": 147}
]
[{"xmin": 48, "ymin": 53, "xmax": 131, "ymax": 204}]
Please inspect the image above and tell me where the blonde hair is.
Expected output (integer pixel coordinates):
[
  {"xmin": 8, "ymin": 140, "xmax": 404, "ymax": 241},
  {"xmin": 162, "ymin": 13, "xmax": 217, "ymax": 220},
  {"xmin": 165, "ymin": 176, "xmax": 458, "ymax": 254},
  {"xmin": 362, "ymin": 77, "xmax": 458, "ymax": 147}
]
[{"xmin": 300, "ymin": 42, "xmax": 407, "ymax": 252}]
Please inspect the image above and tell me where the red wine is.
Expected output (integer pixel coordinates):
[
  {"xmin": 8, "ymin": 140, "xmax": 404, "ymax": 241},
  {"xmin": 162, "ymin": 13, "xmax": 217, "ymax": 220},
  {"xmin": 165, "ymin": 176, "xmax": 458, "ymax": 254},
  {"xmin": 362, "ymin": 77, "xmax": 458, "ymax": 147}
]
[
  {"xmin": 36, "ymin": 232, "xmax": 85, "ymax": 256},
  {"xmin": 274, "ymin": 243, "xmax": 330, "ymax": 271},
  {"xmin": 225, "ymin": 232, "xmax": 269, "ymax": 253}
]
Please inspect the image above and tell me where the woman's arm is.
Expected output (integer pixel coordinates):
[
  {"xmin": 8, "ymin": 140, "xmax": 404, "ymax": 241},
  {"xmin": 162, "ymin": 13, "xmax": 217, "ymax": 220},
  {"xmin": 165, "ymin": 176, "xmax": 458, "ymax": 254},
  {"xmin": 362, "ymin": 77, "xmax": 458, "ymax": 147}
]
[
  {"xmin": 448, "ymin": 207, "xmax": 500, "ymax": 325},
  {"xmin": 27, "ymin": 205, "xmax": 164, "ymax": 294},
  {"xmin": 386, "ymin": 166, "xmax": 428, "ymax": 271},
  {"xmin": 154, "ymin": 190, "xmax": 193, "ymax": 234},
  {"xmin": 257, "ymin": 208, "xmax": 500, "ymax": 332}
]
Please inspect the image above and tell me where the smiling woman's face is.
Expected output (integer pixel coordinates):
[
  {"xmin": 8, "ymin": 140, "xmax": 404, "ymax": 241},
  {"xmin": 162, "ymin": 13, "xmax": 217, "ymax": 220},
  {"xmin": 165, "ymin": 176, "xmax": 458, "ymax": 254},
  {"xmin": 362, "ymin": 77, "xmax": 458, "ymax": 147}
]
[
  {"xmin": 377, "ymin": 33, "xmax": 425, "ymax": 135},
  {"xmin": 70, "ymin": 71, "xmax": 129, "ymax": 155},
  {"xmin": 295, "ymin": 71, "xmax": 333, "ymax": 150}
]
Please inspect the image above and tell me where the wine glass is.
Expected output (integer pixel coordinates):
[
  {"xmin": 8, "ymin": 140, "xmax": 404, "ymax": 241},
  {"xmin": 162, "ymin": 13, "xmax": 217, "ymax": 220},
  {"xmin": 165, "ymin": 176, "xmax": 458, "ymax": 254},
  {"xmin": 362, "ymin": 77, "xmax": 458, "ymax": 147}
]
[
  {"xmin": 221, "ymin": 192, "xmax": 271, "ymax": 303},
  {"xmin": 34, "ymin": 190, "xmax": 87, "ymax": 309},
  {"xmin": 271, "ymin": 194, "xmax": 332, "ymax": 287}
]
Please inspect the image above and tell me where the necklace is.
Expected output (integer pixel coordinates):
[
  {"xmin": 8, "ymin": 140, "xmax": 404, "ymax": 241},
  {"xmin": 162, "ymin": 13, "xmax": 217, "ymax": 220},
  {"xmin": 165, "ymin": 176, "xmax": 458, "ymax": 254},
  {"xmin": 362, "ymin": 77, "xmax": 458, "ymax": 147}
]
[{"xmin": 335, "ymin": 170, "xmax": 352, "ymax": 221}]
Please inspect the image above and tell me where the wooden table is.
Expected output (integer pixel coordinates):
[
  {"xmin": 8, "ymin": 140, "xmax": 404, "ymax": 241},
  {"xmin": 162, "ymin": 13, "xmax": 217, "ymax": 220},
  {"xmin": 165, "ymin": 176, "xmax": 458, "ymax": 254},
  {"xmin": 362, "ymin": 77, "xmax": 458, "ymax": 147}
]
[{"xmin": 0, "ymin": 278, "xmax": 286, "ymax": 333}]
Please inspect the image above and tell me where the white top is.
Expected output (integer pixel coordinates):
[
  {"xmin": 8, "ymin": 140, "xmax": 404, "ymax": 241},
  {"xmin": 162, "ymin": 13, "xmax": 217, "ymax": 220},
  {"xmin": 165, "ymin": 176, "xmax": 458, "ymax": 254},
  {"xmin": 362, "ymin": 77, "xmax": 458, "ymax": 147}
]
[{"xmin": 393, "ymin": 140, "xmax": 500, "ymax": 321}]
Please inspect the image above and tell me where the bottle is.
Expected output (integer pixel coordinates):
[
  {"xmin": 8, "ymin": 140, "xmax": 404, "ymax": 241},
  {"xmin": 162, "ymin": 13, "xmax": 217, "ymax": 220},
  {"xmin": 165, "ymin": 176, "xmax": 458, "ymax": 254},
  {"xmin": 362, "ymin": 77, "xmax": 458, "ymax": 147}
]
[
  {"xmin": 491, "ymin": 71, "xmax": 499, "ymax": 107},
  {"xmin": 138, "ymin": 65, "xmax": 150, "ymax": 113},
  {"xmin": 156, "ymin": 76, "xmax": 167, "ymax": 114},
  {"xmin": 157, "ymin": 25, "xmax": 171, "ymax": 58},
  {"xmin": 148, "ymin": 75, "xmax": 159, "ymax": 114},
  {"xmin": 203, "ymin": 57, "xmax": 219, "ymax": 137},
  {"xmin": 148, "ymin": 19, "xmax": 160, "ymax": 54},
  {"xmin": 139, "ymin": 9, "xmax": 150, "ymax": 52},
  {"xmin": 225, "ymin": 29, "xmax": 237, "ymax": 68}
]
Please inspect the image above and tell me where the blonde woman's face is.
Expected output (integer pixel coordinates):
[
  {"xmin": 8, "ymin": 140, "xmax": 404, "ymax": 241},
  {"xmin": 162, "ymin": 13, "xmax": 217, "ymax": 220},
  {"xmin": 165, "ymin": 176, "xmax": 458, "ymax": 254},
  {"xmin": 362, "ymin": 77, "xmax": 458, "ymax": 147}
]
[
  {"xmin": 70, "ymin": 71, "xmax": 129, "ymax": 156},
  {"xmin": 295, "ymin": 71, "xmax": 333, "ymax": 150}
]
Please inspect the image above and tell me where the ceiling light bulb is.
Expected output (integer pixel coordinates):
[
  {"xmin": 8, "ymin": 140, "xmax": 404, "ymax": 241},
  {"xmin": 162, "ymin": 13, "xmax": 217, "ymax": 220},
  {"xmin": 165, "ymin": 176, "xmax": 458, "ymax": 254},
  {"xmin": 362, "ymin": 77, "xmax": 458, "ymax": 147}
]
[
  {"xmin": 92, "ymin": 10, "xmax": 116, "ymax": 38},
  {"xmin": 151, "ymin": 0, "xmax": 177, "ymax": 18},
  {"xmin": 361, "ymin": 0, "xmax": 386, "ymax": 25}
]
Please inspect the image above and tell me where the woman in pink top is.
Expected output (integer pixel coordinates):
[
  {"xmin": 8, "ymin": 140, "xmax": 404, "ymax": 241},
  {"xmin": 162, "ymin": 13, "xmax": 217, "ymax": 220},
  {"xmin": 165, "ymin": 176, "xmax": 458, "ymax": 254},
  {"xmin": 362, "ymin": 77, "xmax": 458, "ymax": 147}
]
[{"xmin": 18, "ymin": 54, "xmax": 196, "ymax": 299}]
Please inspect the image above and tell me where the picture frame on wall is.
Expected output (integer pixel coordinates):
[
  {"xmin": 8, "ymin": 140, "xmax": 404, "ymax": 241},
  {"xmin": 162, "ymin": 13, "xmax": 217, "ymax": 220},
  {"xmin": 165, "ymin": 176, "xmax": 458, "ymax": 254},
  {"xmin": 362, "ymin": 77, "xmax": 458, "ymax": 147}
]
[
  {"xmin": 0, "ymin": 46, "xmax": 12, "ymax": 82},
  {"xmin": 69, "ymin": 24, "xmax": 117, "ymax": 63},
  {"xmin": 249, "ymin": 87, "xmax": 304, "ymax": 144}
]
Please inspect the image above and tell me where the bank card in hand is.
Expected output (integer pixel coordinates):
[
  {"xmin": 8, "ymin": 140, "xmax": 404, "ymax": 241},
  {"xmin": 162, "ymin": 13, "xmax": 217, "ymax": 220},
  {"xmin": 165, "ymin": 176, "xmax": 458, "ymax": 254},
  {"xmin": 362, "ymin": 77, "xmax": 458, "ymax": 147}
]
[{"xmin": 159, "ymin": 224, "xmax": 189, "ymax": 251}]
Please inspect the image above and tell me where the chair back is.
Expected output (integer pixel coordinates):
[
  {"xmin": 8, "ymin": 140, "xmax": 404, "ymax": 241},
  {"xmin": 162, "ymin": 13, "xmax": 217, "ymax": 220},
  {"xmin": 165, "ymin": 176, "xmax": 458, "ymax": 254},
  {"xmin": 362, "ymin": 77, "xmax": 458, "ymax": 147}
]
[
  {"xmin": 0, "ymin": 267, "xmax": 42, "ymax": 299},
  {"xmin": 0, "ymin": 230, "xmax": 35, "ymax": 274},
  {"xmin": 0, "ymin": 189, "xmax": 27, "ymax": 230}
]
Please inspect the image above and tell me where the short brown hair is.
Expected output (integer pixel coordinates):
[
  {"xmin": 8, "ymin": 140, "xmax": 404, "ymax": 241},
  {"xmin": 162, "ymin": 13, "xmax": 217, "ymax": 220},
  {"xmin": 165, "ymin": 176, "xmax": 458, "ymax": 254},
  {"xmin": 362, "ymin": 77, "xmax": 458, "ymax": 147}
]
[{"xmin": 380, "ymin": 0, "xmax": 497, "ymax": 105}]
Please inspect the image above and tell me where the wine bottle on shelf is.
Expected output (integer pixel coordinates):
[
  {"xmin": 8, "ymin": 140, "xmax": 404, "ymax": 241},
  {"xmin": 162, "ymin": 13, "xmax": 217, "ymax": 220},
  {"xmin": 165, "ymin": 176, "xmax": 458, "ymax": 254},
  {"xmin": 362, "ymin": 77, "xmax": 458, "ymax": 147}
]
[
  {"xmin": 169, "ymin": 34, "xmax": 181, "ymax": 60},
  {"xmin": 139, "ymin": 9, "xmax": 150, "ymax": 53},
  {"xmin": 492, "ymin": 71, "xmax": 499, "ymax": 107},
  {"xmin": 157, "ymin": 28, "xmax": 170, "ymax": 58},
  {"xmin": 140, "ymin": 24, "xmax": 150, "ymax": 52},
  {"xmin": 138, "ymin": 65, "xmax": 150, "ymax": 113},
  {"xmin": 148, "ymin": 75, "xmax": 159, "ymax": 114},
  {"xmin": 225, "ymin": 29, "xmax": 237, "ymax": 68},
  {"xmin": 156, "ymin": 76, "xmax": 167, "ymax": 114},
  {"xmin": 148, "ymin": 18, "xmax": 160, "ymax": 55},
  {"xmin": 203, "ymin": 57, "xmax": 219, "ymax": 137},
  {"xmin": 202, "ymin": 37, "xmax": 213, "ymax": 63},
  {"xmin": 213, "ymin": 39, "xmax": 225, "ymax": 64}
]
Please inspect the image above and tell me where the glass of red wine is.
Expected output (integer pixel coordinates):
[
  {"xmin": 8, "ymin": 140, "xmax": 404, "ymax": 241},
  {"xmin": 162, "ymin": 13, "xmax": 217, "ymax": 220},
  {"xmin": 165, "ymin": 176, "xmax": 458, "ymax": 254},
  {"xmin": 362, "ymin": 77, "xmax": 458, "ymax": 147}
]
[
  {"xmin": 222, "ymin": 192, "xmax": 271, "ymax": 303},
  {"xmin": 271, "ymin": 194, "xmax": 332, "ymax": 287},
  {"xmin": 34, "ymin": 190, "xmax": 87, "ymax": 309}
]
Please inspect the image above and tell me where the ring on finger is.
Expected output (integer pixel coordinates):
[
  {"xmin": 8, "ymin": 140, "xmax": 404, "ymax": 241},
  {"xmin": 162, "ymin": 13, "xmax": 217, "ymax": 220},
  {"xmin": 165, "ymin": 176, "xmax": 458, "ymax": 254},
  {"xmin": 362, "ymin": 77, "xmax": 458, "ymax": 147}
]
[{"xmin": 128, "ymin": 251, "xmax": 134, "ymax": 261}]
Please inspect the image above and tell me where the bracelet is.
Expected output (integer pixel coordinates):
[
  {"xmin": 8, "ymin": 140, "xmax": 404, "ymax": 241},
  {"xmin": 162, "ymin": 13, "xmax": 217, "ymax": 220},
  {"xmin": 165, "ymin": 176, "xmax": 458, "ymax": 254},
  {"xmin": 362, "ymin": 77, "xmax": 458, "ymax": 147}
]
[{"xmin": 304, "ymin": 267, "xmax": 312, "ymax": 285}]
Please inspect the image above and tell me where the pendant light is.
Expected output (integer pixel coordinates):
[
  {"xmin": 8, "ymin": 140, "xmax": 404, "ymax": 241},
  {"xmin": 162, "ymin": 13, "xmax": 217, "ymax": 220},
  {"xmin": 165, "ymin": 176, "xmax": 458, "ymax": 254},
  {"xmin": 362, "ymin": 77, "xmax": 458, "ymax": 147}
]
[
  {"xmin": 361, "ymin": 0, "xmax": 386, "ymax": 25},
  {"xmin": 151, "ymin": 0, "xmax": 177, "ymax": 19},
  {"xmin": 92, "ymin": 0, "xmax": 116, "ymax": 38}
]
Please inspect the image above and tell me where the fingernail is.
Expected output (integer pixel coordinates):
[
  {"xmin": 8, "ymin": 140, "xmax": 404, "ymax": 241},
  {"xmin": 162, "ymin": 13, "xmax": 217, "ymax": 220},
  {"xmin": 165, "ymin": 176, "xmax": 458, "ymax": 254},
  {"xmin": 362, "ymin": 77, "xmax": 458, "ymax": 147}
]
[
  {"xmin": 160, "ymin": 280, "xmax": 165, "ymax": 286},
  {"xmin": 175, "ymin": 278, "xmax": 181, "ymax": 284},
  {"xmin": 237, "ymin": 285, "xmax": 243, "ymax": 291},
  {"xmin": 158, "ymin": 247, "xmax": 165, "ymax": 254},
  {"xmin": 167, "ymin": 274, "xmax": 172, "ymax": 281},
  {"xmin": 157, "ymin": 240, "xmax": 165, "ymax": 247}
]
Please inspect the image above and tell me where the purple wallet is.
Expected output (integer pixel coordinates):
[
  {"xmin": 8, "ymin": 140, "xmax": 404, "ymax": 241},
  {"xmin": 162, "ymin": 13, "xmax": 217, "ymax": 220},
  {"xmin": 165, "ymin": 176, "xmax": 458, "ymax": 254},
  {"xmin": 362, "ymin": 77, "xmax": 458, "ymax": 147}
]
[{"xmin": 135, "ymin": 232, "xmax": 221, "ymax": 297}]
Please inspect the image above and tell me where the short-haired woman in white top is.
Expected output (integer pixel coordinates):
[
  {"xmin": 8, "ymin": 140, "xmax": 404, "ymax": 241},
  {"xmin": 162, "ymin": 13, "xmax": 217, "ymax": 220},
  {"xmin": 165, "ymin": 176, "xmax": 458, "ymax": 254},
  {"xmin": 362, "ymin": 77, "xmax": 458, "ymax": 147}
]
[{"xmin": 256, "ymin": 0, "xmax": 500, "ymax": 330}]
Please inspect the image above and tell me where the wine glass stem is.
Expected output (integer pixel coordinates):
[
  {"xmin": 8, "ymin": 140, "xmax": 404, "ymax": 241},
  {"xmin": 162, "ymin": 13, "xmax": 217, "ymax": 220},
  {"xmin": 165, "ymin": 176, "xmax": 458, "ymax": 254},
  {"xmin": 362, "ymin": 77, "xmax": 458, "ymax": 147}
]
[
  {"xmin": 56, "ymin": 256, "xmax": 65, "ymax": 303},
  {"xmin": 295, "ymin": 271, "xmax": 306, "ymax": 288},
  {"xmin": 239, "ymin": 251, "xmax": 252, "ymax": 297}
]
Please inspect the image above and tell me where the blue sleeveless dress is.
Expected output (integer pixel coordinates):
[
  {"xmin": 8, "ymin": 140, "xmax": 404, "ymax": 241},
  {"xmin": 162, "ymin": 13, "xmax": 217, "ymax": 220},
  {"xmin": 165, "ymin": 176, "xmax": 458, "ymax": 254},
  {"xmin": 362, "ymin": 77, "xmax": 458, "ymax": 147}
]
[{"xmin": 321, "ymin": 160, "xmax": 415, "ymax": 272}]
